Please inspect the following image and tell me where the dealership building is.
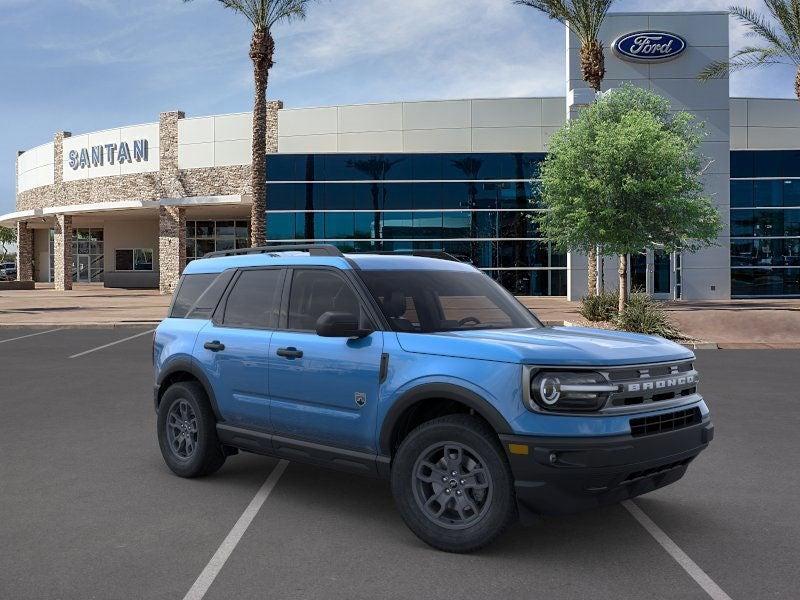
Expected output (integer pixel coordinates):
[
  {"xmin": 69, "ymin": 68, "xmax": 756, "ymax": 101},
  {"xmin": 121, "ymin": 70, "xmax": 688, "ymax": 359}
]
[{"xmin": 3, "ymin": 10, "xmax": 800, "ymax": 299}]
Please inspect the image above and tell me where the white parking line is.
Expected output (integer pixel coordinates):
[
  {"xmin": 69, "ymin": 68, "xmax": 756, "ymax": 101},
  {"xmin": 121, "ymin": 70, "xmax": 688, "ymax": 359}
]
[
  {"xmin": 183, "ymin": 460, "xmax": 289, "ymax": 600},
  {"xmin": 68, "ymin": 328, "xmax": 156, "ymax": 359},
  {"xmin": 623, "ymin": 500, "xmax": 733, "ymax": 600},
  {"xmin": 0, "ymin": 329, "xmax": 63, "ymax": 345}
]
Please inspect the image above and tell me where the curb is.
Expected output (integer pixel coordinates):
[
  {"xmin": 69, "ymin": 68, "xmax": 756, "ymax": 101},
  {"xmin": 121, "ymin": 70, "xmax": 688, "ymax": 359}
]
[{"xmin": 0, "ymin": 322, "xmax": 160, "ymax": 329}]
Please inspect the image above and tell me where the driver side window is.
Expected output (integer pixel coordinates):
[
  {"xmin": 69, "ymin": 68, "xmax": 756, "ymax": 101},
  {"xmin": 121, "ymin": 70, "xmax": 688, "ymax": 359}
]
[{"xmin": 286, "ymin": 269, "xmax": 365, "ymax": 331}]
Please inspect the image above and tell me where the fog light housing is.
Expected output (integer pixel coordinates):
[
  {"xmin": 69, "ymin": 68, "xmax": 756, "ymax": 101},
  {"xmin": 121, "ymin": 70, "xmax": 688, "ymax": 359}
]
[{"xmin": 529, "ymin": 371, "xmax": 616, "ymax": 412}]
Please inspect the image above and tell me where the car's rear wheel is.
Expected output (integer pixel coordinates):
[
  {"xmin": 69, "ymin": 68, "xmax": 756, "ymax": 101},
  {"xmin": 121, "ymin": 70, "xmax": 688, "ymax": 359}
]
[
  {"xmin": 157, "ymin": 381, "xmax": 225, "ymax": 478},
  {"xmin": 391, "ymin": 414, "xmax": 517, "ymax": 553}
]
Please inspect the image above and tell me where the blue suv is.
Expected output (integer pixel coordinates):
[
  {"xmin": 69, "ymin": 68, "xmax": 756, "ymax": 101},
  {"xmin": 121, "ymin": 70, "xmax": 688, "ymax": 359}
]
[{"xmin": 153, "ymin": 245, "xmax": 713, "ymax": 552}]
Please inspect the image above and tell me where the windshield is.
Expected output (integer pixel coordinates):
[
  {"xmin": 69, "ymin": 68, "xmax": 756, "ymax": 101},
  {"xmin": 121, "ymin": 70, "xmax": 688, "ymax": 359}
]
[{"xmin": 359, "ymin": 269, "xmax": 542, "ymax": 333}]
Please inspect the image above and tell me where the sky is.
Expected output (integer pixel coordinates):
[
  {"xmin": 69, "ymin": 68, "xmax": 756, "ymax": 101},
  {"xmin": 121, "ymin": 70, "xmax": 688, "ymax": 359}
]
[{"xmin": 0, "ymin": 0, "xmax": 797, "ymax": 216}]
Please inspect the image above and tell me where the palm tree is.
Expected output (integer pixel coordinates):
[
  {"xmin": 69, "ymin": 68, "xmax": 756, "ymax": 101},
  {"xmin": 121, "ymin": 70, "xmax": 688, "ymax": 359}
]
[
  {"xmin": 515, "ymin": 0, "xmax": 616, "ymax": 295},
  {"xmin": 184, "ymin": 0, "xmax": 314, "ymax": 247},
  {"xmin": 699, "ymin": 3, "xmax": 800, "ymax": 101}
]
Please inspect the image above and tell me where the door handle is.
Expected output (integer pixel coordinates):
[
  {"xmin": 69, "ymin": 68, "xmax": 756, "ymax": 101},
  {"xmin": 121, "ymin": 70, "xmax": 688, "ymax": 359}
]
[
  {"xmin": 204, "ymin": 340, "xmax": 225, "ymax": 352},
  {"xmin": 276, "ymin": 346, "xmax": 303, "ymax": 359}
]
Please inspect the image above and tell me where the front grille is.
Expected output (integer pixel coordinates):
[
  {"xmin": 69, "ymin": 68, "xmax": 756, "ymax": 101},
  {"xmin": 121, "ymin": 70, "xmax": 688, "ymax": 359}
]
[
  {"xmin": 629, "ymin": 407, "xmax": 701, "ymax": 437},
  {"xmin": 608, "ymin": 361, "xmax": 698, "ymax": 409}
]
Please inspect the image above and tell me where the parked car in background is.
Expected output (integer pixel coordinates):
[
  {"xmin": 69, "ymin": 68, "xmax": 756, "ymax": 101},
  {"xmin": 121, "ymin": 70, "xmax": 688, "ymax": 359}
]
[
  {"xmin": 153, "ymin": 245, "xmax": 713, "ymax": 553},
  {"xmin": 0, "ymin": 262, "xmax": 16, "ymax": 281}
]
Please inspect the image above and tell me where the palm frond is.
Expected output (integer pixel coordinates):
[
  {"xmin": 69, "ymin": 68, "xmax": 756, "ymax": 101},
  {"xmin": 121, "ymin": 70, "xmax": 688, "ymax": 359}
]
[
  {"xmin": 730, "ymin": 5, "xmax": 800, "ymax": 64},
  {"xmin": 764, "ymin": 0, "xmax": 800, "ymax": 46},
  {"xmin": 699, "ymin": 46, "xmax": 789, "ymax": 80},
  {"xmin": 515, "ymin": 0, "xmax": 616, "ymax": 43}
]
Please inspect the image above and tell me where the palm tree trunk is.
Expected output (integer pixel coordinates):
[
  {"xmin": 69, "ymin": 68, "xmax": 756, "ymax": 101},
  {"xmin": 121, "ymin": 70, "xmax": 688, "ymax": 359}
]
[
  {"xmin": 580, "ymin": 39, "xmax": 604, "ymax": 295},
  {"xmin": 249, "ymin": 29, "xmax": 274, "ymax": 247},
  {"xmin": 580, "ymin": 40, "xmax": 605, "ymax": 93},
  {"xmin": 618, "ymin": 254, "xmax": 628, "ymax": 314}
]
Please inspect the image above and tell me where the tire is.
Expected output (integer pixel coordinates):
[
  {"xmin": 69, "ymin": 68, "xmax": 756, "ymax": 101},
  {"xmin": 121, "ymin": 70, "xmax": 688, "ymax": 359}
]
[
  {"xmin": 157, "ymin": 381, "xmax": 226, "ymax": 478},
  {"xmin": 391, "ymin": 414, "xmax": 517, "ymax": 553}
]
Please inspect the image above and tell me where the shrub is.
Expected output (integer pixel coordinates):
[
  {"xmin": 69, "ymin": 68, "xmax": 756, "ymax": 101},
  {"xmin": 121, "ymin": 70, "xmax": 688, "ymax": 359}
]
[
  {"xmin": 579, "ymin": 291, "xmax": 619, "ymax": 322},
  {"xmin": 613, "ymin": 293, "xmax": 685, "ymax": 340}
]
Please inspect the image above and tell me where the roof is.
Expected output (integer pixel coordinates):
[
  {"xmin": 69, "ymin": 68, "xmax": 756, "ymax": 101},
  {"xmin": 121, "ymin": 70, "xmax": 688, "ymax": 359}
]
[{"xmin": 182, "ymin": 251, "xmax": 477, "ymax": 275}]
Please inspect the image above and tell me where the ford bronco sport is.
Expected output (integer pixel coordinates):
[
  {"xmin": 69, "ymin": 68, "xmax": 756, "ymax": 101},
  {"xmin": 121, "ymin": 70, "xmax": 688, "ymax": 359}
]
[{"xmin": 153, "ymin": 245, "xmax": 713, "ymax": 553}]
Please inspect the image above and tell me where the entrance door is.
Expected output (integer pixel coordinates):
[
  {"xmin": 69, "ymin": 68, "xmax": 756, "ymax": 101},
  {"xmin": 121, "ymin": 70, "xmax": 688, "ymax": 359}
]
[
  {"xmin": 77, "ymin": 256, "xmax": 90, "ymax": 282},
  {"xmin": 626, "ymin": 250, "xmax": 674, "ymax": 299},
  {"xmin": 630, "ymin": 253, "xmax": 647, "ymax": 293},
  {"xmin": 652, "ymin": 250, "xmax": 672, "ymax": 298}
]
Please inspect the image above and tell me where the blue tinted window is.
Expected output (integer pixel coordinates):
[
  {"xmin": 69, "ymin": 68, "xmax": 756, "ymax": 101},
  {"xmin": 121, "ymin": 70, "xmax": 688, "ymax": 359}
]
[
  {"xmin": 730, "ymin": 181, "xmax": 753, "ymax": 208},
  {"xmin": 732, "ymin": 268, "xmax": 800, "ymax": 296},
  {"xmin": 731, "ymin": 210, "xmax": 753, "ymax": 237},
  {"xmin": 730, "ymin": 151, "xmax": 754, "ymax": 178},
  {"xmin": 266, "ymin": 155, "xmax": 296, "ymax": 181},
  {"xmin": 267, "ymin": 184, "xmax": 299, "ymax": 210},
  {"xmin": 754, "ymin": 151, "xmax": 783, "ymax": 178},
  {"xmin": 442, "ymin": 212, "xmax": 472, "ymax": 237},
  {"xmin": 412, "ymin": 154, "xmax": 442, "ymax": 180},
  {"xmin": 325, "ymin": 213, "xmax": 354, "ymax": 238},
  {"xmin": 412, "ymin": 182, "xmax": 442, "ymax": 209},
  {"xmin": 442, "ymin": 183, "xmax": 470, "ymax": 209},
  {"xmin": 381, "ymin": 183, "xmax": 413, "ymax": 210},
  {"xmin": 412, "ymin": 212, "xmax": 442, "ymax": 238},
  {"xmin": 754, "ymin": 180, "xmax": 783, "ymax": 207},
  {"xmin": 354, "ymin": 213, "xmax": 376, "ymax": 239},
  {"xmin": 266, "ymin": 213, "xmax": 295, "ymax": 240},
  {"xmin": 324, "ymin": 183, "xmax": 353, "ymax": 210},
  {"xmin": 783, "ymin": 180, "xmax": 800, "ymax": 207},
  {"xmin": 382, "ymin": 212, "xmax": 414, "ymax": 238}
]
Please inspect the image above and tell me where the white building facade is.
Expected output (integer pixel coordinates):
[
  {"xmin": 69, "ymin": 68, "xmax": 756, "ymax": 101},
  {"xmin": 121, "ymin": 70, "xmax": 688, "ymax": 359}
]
[{"xmin": 3, "ymin": 11, "xmax": 799, "ymax": 299}]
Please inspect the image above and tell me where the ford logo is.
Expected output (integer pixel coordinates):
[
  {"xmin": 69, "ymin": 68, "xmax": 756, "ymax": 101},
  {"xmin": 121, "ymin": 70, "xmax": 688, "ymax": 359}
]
[{"xmin": 613, "ymin": 31, "xmax": 687, "ymax": 62}]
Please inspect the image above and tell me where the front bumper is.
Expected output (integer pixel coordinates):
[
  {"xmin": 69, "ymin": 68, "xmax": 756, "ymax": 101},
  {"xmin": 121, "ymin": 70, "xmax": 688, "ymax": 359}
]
[{"xmin": 499, "ymin": 417, "xmax": 713, "ymax": 515}]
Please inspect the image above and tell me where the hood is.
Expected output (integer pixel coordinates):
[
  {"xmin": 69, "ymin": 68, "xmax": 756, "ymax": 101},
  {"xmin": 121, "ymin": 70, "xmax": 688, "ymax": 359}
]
[{"xmin": 395, "ymin": 326, "xmax": 693, "ymax": 366}]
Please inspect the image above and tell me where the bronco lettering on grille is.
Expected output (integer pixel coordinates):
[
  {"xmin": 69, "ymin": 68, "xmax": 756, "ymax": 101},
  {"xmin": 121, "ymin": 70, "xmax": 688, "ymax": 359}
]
[{"xmin": 627, "ymin": 374, "xmax": 695, "ymax": 393}]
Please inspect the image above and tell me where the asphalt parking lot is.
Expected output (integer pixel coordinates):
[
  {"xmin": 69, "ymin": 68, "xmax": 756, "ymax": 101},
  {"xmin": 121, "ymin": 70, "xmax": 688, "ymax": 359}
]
[{"xmin": 1, "ymin": 327, "xmax": 798, "ymax": 599}]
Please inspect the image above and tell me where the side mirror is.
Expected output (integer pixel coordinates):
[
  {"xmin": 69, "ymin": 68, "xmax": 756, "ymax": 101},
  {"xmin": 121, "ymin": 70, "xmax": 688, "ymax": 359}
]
[{"xmin": 315, "ymin": 311, "xmax": 373, "ymax": 338}]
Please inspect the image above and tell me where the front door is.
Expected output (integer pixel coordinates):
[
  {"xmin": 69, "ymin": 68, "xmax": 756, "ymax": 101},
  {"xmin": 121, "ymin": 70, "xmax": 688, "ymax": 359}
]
[
  {"xmin": 269, "ymin": 268, "xmax": 384, "ymax": 452},
  {"xmin": 194, "ymin": 268, "xmax": 285, "ymax": 431},
  {"xmin": 77, "ymin": 255, "xmax": 90, "ymax": 282}
]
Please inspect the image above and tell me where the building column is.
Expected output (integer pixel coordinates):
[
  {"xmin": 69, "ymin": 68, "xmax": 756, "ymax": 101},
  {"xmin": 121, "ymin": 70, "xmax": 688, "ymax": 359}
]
[
  {"xmin": 159, "ymin": 206, "xmax": 185, "ymax": 295},
  {"xmin": 16, "ymin": 221, "xmax": 33, "ymax": 282},
  {"xmin": 53, "ymin": 214, "xmax": 73, "ymax": 291}
]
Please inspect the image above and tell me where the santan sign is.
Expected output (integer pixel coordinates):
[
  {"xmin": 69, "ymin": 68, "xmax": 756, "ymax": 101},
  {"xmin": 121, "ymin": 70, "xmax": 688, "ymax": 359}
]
[
  {"xmin": 68, "ymin": 139, "xmax": 149, "ymax": 170},
  {"xmin": 613, "ymin": 31, "xmax": 687, "ymax": 62}
]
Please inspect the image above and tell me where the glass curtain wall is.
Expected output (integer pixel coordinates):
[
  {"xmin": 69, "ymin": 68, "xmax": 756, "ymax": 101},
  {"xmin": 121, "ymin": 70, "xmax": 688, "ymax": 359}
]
[
  {"xmin": 731, "ymin": 151, "xmax": 800, "ymax": 297},
  {"xmin": 264, "ymin": 153, "xmax": 567, "ymax": 295}
]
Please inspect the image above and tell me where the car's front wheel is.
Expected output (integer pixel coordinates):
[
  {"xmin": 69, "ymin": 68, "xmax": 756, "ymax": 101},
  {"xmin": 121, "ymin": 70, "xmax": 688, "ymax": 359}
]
[
  {"xmin": 157, "ymin": 381, "xmax": 225, "ymax": 478},
  {"xmin": 391, "ymin": 414, "xmax": 517, "ymax": 553}
]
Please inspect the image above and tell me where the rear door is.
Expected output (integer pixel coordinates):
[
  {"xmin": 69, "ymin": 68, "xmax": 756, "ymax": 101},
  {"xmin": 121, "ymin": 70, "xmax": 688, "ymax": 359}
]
[
  {"xmin": 268, "ymin": 267, "xmax": 384, "ymax": 452},
  {"xmin": 195, "ymin": 267, "xmax": 285, "ymax": 431}
]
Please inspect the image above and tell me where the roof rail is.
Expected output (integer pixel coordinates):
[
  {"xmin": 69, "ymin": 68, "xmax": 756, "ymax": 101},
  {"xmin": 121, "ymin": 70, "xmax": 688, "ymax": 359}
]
[
  {"xmin": 202, "ymin": 244, "xmax": 344, "ymax": 259},
  {"xmin": 369, "ymin": 250, "xmax": 466, "ymax": 263}
]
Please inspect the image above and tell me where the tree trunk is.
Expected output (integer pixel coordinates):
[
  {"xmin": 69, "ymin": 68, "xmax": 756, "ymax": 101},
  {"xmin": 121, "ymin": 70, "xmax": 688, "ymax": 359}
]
[
  {"xmin": 587, "ymin": 246, "xmax": 597, "ymax": 297},
  {"xmin": 249, "ymin": 29, "xmax": 275, "ymax": 248},
  {"xmin": 618, "ymin": 254, "xmax": 628, "ymax": 314},
  {"xmin": 580, "ymin": 40, "xmax": 605, "ymax": 93},
  {"xmin": 796, "ymin": 67, "xmax": 800, "ymax": 102}
]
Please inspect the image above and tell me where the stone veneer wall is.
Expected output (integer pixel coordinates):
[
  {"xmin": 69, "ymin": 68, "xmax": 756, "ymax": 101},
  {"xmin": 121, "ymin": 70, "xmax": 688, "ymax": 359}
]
[
  {"xmin": 14, "ymin": 102, "xmax": 282, "ymax": 290},
  {"xmin": 15, "ymin": 222, "xmax": 33, "ymax": 282},
  {"xmin": 53, "ymin": 214, "xmax": 73, "ymax": 291}
]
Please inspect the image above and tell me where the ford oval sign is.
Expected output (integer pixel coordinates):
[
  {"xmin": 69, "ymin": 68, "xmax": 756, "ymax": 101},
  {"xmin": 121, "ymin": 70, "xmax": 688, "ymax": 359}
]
[{"xmin": 613, "ymin": 31, "xmax": 687, "ymax": 63}]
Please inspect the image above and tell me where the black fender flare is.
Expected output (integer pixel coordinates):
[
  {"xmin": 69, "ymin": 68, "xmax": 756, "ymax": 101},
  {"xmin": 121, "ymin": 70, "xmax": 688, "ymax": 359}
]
[
  {"xmin": 156, "ymin": 358, "xmax": 222, "ymax": 421},
  {"xmin": 378, "ymin": 383, "xmax": 513, "ymax": 456}
]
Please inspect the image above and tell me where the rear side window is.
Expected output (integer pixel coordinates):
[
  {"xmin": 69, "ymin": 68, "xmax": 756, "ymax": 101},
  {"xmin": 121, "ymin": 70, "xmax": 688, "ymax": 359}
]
[
  {"xmin": 185, "ymin": 270, "xmax": 236, "ymax": 320},
  {"xmin": 171, "ymin": 274, "xmax": 218, "ymax": 318},
  {"xmin": 222, "ymin": 269, "xmax": 283, "ymax": 329}
]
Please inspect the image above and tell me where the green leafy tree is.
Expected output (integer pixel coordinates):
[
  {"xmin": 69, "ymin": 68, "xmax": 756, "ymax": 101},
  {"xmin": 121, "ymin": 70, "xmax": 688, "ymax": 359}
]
[
  {"xmin": 0, "ymin": 226, "xmax": 15, "ymax": 263},
  {"xmin": 699, "ymin": 2, "xmax": 800, "ymax": 100},
  {"xmin": 183, "ymin": 0, "xmax": 315, "ymax": 246},
  {"xmin": 535, "ymin": 85, "xmax": 722, "ymax": 313},
  {"xmin": 514, "ymin": 0, "xmax": 616, "ymax": 294}
]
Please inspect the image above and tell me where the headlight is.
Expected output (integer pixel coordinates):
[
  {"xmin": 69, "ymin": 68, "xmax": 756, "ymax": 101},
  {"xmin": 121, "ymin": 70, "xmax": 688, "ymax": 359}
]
[{"xmin": 528, "ymin": 371, "xmax": 617, "ymax": 412}]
